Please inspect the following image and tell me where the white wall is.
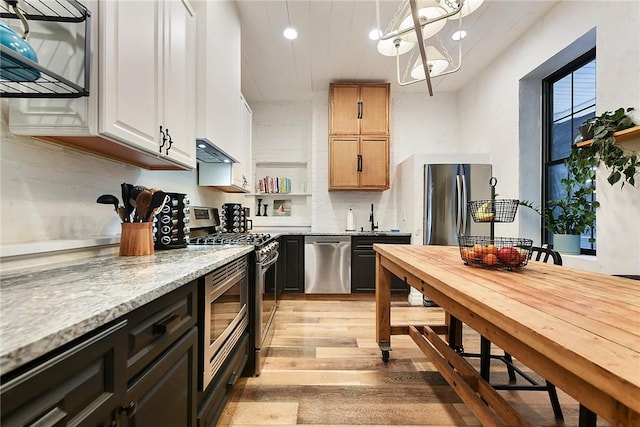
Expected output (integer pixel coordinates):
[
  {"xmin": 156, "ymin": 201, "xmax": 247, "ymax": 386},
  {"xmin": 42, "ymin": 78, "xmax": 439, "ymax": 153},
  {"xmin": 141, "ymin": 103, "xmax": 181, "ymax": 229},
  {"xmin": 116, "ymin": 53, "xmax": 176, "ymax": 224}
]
[
  {"xmin": 457, "ymin": 1, "xmax": 640, "ymax": 274},
  {"xmin": 0, "ymin": 101, "xmax": 233, "ymax": 250}
]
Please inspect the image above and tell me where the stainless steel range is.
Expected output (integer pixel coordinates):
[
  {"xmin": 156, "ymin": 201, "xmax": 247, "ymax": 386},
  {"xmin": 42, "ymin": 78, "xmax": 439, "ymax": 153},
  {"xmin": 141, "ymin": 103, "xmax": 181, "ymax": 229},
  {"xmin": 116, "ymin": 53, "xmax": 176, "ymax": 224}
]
[{"xmin": 189, "ymin": 206, "xmax": 279, "ymax": 377}]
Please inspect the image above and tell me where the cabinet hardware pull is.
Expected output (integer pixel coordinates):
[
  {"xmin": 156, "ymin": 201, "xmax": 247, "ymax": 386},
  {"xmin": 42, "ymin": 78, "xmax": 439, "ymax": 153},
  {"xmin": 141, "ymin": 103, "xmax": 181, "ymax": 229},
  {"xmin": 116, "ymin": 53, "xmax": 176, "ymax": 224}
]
[
  {"xmin": 120, "ymin": 401, "xmax": 137, "ymax": 418},
  {"xmin": 357, "ymin": 154, "xmax": 362, "ymax": 172},
  {"xmin": 159, "ymin": 126, "xmax": 166, "ymax": 153},
  {"xmin": 153, "ymin": 313, "xmax": 180, "ymax": 335},
  {"xmin": 357, "ymin": 101, "xmax": 363, "ymax": 119},
  {"xmin": 226, "ymin": 372, "xmax": 239, "ymax": 390},
  {"xmin": 165, "ymin": 129, "xmax": 173, "ymax": 155}
]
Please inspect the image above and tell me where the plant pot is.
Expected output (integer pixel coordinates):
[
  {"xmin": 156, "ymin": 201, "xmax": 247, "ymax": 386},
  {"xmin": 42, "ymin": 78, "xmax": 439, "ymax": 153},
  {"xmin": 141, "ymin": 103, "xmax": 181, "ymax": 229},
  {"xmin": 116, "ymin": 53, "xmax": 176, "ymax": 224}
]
[
  {"xmin": 578, "ymin": 124, "xmax": 594, "ymax": 141},
  {"xmin": 553, "ymin": 233, "xmax": 581, "ymax": 255}
]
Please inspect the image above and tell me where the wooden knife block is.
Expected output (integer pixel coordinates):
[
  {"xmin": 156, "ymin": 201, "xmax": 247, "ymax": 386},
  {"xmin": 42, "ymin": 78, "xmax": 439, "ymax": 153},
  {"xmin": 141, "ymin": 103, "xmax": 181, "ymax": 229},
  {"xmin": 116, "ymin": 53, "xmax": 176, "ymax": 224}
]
[{"xmin": 120, "ymin": 222, "xmax": 154, "ymax": 256}]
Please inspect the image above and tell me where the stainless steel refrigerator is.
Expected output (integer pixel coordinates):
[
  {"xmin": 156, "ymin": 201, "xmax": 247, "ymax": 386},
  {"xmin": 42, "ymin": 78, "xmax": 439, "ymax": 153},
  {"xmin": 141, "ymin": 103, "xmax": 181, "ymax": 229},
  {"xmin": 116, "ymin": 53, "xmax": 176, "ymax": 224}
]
[{"xmin": 424, "ymin": 163, "xmax": 493, "ymax": 246}]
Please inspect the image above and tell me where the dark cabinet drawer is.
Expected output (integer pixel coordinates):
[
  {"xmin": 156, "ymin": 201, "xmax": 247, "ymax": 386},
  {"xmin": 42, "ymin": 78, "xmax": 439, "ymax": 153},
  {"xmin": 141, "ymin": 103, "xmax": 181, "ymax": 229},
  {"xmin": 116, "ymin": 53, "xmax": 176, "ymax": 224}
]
[
  {"xmin": 0, "ymin": 321, "xmax": 127, "ymax": 427},
  {"xmin": 126, "ymin": 281, "xmax": 197, "ymax": 381}
]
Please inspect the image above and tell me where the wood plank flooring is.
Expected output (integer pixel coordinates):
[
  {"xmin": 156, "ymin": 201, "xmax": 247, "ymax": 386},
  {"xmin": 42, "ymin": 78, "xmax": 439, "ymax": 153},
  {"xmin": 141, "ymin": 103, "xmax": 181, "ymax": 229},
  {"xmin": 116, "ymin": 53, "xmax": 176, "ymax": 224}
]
[{"xmin": 218, "ymin": 295, "xmax": 605, "ymax": 426}]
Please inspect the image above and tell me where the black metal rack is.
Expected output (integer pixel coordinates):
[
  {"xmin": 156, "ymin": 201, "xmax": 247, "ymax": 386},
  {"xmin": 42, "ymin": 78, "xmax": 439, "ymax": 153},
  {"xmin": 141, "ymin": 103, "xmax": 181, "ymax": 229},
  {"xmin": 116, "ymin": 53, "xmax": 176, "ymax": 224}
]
[
  {"xmin": 458, "ymin": 177, "xmax": 532, "ymax": 270},
  {"xmin": 0, "ymin": 0, "xmax": 90, "ymax": 98}
]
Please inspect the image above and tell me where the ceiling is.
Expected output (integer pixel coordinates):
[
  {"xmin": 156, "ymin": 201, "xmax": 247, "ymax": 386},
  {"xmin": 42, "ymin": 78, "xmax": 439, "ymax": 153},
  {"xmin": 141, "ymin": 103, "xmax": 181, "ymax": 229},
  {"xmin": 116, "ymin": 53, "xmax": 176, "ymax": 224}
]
[{"xmin": 236, "ymin": 0, "xmax": 559, "ymax": 104}]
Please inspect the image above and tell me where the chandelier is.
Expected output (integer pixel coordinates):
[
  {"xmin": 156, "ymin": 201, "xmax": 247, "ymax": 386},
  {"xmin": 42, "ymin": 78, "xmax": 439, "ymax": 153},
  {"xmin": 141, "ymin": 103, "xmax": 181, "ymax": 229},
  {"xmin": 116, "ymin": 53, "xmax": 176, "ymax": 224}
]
[{"xmin": 374, "ymin": 0, "xmax": 485, "ymax": 96}]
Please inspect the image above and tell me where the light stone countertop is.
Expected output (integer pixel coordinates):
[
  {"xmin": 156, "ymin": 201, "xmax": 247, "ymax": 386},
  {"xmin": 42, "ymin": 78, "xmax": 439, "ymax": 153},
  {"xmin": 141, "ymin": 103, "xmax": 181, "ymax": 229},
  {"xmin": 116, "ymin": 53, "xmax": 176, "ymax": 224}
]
[{"xmin": 0, "ymin": 244, "xmax": 253, "ymax": 375}]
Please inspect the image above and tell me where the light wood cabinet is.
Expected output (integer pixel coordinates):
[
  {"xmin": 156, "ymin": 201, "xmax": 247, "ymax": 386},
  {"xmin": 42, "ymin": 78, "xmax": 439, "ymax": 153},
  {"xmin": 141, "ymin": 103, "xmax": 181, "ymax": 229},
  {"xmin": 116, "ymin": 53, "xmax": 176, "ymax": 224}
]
[
  {"xmin": 329, "ymin": 136, "xmax": 389, "ymax": 190},
  {"xmin": 328, "ymin": 83, "xmax": 390, "ymax": 191},
  {"xmin": 329, "ymin": 83, "xmax": 389, "ymax": 135}
]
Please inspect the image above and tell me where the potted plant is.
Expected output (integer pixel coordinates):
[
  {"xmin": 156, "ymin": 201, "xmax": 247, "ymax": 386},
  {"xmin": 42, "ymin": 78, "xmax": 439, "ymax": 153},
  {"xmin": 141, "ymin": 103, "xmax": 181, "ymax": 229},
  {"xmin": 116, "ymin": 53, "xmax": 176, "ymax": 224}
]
[
  {"xmin": 520, "ymin": 147, "xmax": 600, "ymax": 254},
  {"xmin": 578, "ymin": 107, "xmax": 639, "ymax": 187}
]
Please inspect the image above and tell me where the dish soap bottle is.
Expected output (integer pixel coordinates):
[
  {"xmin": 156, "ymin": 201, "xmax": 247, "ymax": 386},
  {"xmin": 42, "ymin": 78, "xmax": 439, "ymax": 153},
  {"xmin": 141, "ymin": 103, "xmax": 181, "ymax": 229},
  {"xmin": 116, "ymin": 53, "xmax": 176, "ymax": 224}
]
[{"xmin": 346, "ymin": 208, "xmax": 355, "ymax": 231}]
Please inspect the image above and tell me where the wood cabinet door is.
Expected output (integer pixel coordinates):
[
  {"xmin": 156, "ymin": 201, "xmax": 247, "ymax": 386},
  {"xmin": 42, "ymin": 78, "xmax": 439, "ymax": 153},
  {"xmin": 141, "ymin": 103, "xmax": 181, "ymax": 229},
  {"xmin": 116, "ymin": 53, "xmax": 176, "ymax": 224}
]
[
  {"xmin": 100, "ymin": 0, "xmax": 161, "ymax": 154},
  {"xmin": 329, "ymin": 136, "xmax": 359, "ymax": 189},
  {"xmin": 329, "ymin": 84, "xmax": 360, "ymax": 134},
  {"xmin": 359, "ymin": 137, "xmax": 389, "ymax": 189},
  {"xmin": 360, "ymin": 84, "xmax": 389, "ymax": 135}
]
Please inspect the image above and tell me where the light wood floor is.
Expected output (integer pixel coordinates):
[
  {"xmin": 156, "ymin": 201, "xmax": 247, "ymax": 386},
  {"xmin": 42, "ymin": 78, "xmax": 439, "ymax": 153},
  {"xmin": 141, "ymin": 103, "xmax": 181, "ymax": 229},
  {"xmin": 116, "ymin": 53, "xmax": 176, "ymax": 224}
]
[{"xmin": 218, "ymin": 295, "xmax": 602, "ymax": 426}]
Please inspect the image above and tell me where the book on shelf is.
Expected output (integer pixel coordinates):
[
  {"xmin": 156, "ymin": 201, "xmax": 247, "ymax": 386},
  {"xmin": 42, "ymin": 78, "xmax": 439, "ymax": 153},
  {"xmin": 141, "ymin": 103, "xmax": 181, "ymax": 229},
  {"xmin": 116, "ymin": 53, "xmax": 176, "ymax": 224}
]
[{"xmin": 257, "ymin": 176, "xmax": 292, "ymax": 194}]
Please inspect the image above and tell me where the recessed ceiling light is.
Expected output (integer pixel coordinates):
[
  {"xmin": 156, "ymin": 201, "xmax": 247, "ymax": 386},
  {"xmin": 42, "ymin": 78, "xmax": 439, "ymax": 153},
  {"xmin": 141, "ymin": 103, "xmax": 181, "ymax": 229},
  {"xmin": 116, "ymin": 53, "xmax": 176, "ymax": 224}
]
[
  {"xmin": 283, "ymin": 27, "xmax": 298, "ymax": 40},
  {"xmin": 369, "ymin": 29, "xmax": 380, "ymax": 40},
  {"xmin": 452, "ymin": 30, "xmax": 467, "ymax": 41}
]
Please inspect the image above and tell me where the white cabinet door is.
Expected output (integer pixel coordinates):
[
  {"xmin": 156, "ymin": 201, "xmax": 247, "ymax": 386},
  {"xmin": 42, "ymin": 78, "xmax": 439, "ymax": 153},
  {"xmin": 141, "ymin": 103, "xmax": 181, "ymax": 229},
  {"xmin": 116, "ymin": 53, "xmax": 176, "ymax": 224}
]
[
  {"xmin": 194, "ymin": 0, "xmax": 242, "ymax": 162},
  {"xmin": 238, "ymin": 95, "xmax": 252, "ymax": 190},
  {"xmin": 161, "ymin": 0, "xmax": 196, "ymax": 168},
  {"xmin": 99, "ymin": 0, "xmax": 161, "ymax": 154}
]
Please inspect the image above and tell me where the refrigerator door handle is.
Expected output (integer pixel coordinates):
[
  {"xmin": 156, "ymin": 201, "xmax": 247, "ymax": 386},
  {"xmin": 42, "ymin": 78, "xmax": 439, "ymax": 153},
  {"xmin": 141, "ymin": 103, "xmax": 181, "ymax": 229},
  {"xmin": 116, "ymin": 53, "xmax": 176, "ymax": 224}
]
[
  {"xmin": 425, "ymin": 168, "xmax": 434, "ymax": 244},
  {"xmin": 455, "ymin": 174, "xmax": 463, "ymax": 236},
  {"xmin": 461, "ymin": 174, "xmax": 468, "ymax": 235}
]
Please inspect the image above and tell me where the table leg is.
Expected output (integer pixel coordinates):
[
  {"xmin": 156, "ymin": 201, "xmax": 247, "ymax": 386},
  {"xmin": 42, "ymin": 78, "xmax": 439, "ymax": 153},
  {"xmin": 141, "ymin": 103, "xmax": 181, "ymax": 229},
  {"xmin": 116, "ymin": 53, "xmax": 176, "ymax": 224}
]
[
  {"xmin": 446, "ymin": 313, "xmax": 463, "ymax": 352},
  {"xmin": 376, "ymin": 253, "xmax": 391, "ymax": 362},
  {"xmin": 579, "ymin": 404, "xmax": 597, "ymax": 427},
  {"xmin": 480, "ymin": 336, "xmax": 491, "ymax": 381}
]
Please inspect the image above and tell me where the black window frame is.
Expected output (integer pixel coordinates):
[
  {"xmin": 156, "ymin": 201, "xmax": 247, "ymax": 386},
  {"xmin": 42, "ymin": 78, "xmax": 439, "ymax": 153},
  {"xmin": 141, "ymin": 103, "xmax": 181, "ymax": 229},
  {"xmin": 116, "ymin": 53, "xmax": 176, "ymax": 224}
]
[{"xmin": 542, "ymin": 48, "xmax": 596, "ymax": 255}]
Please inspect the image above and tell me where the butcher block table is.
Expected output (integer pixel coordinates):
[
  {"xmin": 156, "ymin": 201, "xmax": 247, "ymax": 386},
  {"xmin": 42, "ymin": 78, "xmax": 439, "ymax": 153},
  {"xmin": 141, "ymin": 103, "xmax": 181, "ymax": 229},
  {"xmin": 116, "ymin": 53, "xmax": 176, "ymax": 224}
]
[{"xmin": 374, "ymin": 244, "xmax": 640, "ymax": 427}]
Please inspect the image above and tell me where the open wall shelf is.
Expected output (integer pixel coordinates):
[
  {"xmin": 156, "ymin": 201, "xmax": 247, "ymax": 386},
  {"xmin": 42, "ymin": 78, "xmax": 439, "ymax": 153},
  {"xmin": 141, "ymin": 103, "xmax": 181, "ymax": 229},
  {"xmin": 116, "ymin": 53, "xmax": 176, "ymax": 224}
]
[
  {"xmin": 0, "ymin": 0, "xmax": 90, "ymax": 98},
  {"xmin": 576, "ymin": 125, "xmax": 640, "ymax": 147}
]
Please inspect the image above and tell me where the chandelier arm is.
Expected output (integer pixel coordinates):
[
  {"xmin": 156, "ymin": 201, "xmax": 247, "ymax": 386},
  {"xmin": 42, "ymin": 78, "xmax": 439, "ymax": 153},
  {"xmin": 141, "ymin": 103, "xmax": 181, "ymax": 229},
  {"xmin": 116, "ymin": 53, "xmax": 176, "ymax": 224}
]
[
  {"xmin": 395, "ymin": 53, "xmax": 426, "ymax": 86},
  {"xmin": 435, "ymin": 16, "xmax": 464, "ymax": 75},
  {"xmin": 409, "ymin": 0, "xmax": 433, "ymax": 96},
  {"xmin": 376, "ymin": 0, "xmax": 464, "ymax": 42}
]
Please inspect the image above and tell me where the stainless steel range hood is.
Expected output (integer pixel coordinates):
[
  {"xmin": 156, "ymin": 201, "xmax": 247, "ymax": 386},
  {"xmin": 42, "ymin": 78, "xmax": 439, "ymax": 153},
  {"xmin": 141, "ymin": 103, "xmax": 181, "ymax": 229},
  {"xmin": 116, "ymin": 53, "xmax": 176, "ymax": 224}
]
[
  {"xmin": 196, "ymin": 138, "xmax": 248, "ymax": 193},
  {"xmin": 196, "ymin": 138, "xmax": 238, "ymax": 163}
]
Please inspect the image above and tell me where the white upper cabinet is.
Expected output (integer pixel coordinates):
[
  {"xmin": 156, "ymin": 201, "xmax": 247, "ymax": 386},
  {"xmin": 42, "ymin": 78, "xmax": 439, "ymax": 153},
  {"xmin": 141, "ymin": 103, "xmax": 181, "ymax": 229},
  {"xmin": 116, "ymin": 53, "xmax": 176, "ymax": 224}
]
[
  {"xmin": 192, "ymin": 0, "xmax": 243, "ymax": 162},
  {"xmin": 100, "ymin": 0, "xmax": 196, "ymax": 168},
  {"xmin": 8, "ymin": 0, "xmax": 196, "ymax": 170},
  {"xmin": 235, "ymin": 94, "xmax": 252, "ymax": 190},
  {"xmin": 100, "ymin": 0, "xmax": 161, "ymax": 155}
]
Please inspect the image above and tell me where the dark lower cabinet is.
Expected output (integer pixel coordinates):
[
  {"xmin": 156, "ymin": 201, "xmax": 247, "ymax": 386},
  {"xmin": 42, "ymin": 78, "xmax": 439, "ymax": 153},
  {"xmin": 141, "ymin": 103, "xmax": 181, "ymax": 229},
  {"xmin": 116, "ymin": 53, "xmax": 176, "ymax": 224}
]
[
  {"xmin": 1, "ymin": 281, "xmax": 199, "ymax": 427},
  {"xmin": 277, "ymin": 235, "xmax": 305, "ymax": 293},
  {"xmin": 123, "ymin": 327, "xmax": 197, "ymax": 427},
  {"xmin": 196, "ymin": 333, "xmax": 249, "ymax": 427},
  {"xmin": 0, "ymin": 321, "xmax": 128, "ymax": 427},
  {"xmin": 122, "ymin": 281, "xmax": 198, "ymax": 427},
  {"xmin": 351, "ymin": 235, "xmax": 411, "ymax": 293}
]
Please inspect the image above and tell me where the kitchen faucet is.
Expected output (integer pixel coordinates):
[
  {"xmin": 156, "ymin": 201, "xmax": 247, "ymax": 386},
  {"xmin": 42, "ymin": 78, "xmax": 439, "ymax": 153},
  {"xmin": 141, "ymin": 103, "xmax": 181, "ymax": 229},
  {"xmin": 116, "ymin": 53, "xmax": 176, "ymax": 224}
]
[{"xmin": 369, "ymin": 203, "xmax": 378, "ymax": 232}]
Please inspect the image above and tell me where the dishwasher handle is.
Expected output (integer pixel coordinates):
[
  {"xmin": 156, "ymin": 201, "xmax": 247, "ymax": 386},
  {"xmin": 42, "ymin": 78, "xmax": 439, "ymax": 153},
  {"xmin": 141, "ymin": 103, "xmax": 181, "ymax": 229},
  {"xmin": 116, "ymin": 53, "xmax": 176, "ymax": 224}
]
[{"xmin": 305, "ymin": 236, "xmax": 351, "ymax": 244}]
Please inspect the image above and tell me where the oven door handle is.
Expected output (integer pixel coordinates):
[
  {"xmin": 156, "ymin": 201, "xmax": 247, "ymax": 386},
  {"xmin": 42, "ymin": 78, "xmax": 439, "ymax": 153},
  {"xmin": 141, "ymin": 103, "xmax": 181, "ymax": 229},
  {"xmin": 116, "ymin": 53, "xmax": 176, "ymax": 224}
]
[{"xmin": 258, "ymin": 251, "xmax": 279, "ymax": 270}]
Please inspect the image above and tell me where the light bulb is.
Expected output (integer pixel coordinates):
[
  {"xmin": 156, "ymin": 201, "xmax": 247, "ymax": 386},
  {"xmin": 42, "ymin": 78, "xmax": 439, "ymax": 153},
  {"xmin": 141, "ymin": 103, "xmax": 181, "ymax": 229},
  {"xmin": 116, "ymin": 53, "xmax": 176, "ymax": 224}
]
[{"xmin": 283, "ymin": 27, "xmax": 298, "ymax": 40}]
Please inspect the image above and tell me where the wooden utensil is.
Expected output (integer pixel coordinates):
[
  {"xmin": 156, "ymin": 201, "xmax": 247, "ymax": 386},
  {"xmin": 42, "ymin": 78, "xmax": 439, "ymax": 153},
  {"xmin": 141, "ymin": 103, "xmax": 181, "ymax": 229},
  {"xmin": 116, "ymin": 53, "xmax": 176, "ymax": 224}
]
[{"xmin": 135, "ymin": 190, "xmax": 152, "ymax": 222}]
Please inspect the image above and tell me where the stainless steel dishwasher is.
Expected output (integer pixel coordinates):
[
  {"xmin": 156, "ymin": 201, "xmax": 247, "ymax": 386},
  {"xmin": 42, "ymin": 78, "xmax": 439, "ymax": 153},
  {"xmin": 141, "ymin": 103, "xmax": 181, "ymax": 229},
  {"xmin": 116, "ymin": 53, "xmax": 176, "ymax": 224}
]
[{"xmin": 304, "ymin": 235, "xmax": 351, "ymax": 293}]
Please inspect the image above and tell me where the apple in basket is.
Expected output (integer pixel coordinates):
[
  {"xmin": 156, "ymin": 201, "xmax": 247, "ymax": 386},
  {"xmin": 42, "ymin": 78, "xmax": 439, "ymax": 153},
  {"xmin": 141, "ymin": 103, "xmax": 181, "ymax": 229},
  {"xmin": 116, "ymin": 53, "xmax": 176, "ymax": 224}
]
[{"xmin": 497, "ymin": 247, "xmax": 521, "ymax": 267}]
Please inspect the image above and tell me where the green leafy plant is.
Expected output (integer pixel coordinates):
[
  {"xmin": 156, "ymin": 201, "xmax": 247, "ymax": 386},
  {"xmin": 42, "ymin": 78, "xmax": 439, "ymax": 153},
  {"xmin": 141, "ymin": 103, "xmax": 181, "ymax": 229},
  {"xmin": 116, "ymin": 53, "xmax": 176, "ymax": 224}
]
[
  {"xmin": 521, "ymin": 147, "xmax": 600, "ymax": 239},
  {"xmin": 579, "ymin": 107, "xmax": 638, "ymax": 187}
]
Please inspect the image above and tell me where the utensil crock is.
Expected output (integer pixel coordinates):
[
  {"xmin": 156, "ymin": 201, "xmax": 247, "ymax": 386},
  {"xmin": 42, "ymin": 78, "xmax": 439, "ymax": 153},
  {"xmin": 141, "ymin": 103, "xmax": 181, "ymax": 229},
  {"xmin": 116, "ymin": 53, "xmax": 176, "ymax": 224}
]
[{"xmin": 119, "ymin": 222, "xmax": 154, "ymax": 256}]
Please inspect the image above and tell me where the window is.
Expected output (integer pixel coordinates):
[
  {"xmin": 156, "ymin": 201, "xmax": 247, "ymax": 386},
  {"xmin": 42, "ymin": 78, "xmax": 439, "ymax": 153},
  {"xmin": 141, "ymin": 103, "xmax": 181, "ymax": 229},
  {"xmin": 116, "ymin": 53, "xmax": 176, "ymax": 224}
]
[{"xmin": 542, "ymin": 49, "xmax": 596, "ymax": 254}]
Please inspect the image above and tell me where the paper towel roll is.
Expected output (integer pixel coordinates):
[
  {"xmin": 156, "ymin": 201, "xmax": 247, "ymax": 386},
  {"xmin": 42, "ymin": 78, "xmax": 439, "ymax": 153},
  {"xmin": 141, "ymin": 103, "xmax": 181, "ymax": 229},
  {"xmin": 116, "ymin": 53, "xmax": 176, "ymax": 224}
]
[{"xmin": 346, "ymin": 209, "xmax": 355, "ymax": 231}]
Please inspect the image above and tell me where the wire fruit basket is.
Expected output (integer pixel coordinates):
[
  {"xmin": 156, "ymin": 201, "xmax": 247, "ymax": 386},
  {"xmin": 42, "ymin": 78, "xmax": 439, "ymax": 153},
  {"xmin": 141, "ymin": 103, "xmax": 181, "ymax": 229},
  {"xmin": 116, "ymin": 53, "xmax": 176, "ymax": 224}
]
[
  {"xmin": 468, "ymin": 199, "xmax": 519, "ymax": 223},
  {"xmin": 459, "ymin": 236, "xmax": 533, "ymax": 269}
]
